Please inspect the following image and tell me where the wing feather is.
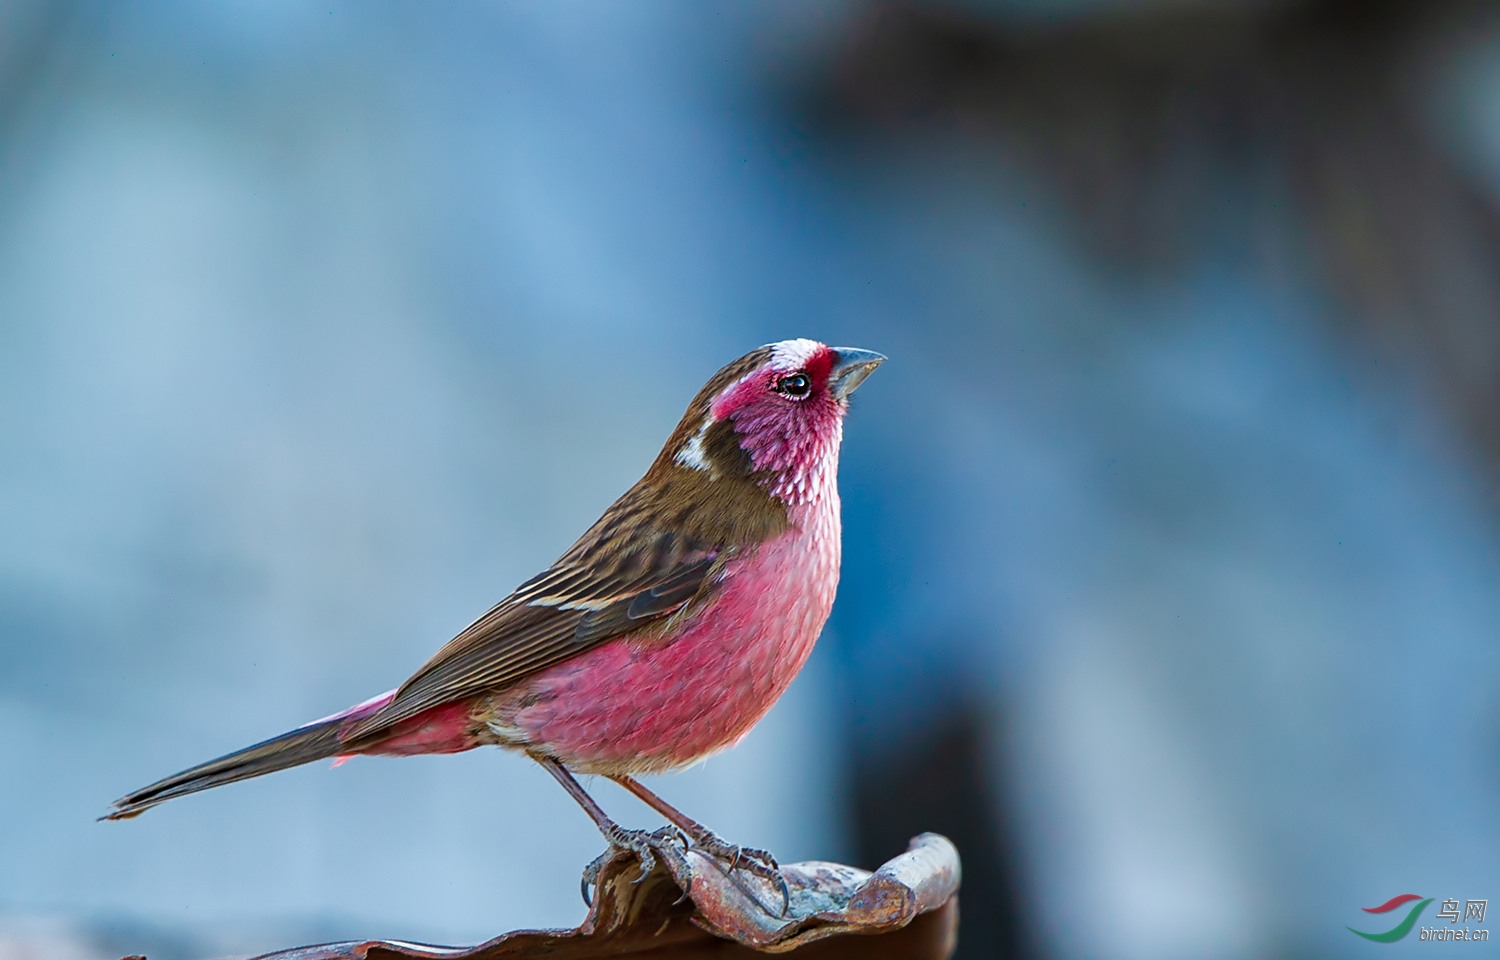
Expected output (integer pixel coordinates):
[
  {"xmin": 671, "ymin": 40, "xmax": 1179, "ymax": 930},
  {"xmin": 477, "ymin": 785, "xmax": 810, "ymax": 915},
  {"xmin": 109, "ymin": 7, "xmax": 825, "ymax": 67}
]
[{"xmin": 341, "ymin": 515, "xmax": 720, "ymax": 742}]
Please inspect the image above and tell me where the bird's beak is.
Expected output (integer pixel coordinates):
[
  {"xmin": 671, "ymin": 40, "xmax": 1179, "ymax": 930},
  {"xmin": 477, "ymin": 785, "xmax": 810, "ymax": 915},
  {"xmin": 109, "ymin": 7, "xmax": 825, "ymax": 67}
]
[{"xmin": 828, "ymin": 347, "xmax": 886, "ymax": 400}]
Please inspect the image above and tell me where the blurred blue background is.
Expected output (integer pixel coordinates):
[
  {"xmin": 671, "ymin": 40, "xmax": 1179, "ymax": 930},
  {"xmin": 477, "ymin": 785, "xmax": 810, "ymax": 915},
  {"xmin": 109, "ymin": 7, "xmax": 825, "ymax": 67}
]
[{"xmin": 2, "ymin": 1, "xmax": 1499, "ymax": 958}]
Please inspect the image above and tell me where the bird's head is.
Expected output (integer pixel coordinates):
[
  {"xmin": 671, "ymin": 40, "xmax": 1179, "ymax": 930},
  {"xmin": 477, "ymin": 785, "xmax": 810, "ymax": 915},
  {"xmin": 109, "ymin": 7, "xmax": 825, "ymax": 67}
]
[{"xmin": 656, "ymin": 339, "xmax": 884, "ymax": 506}]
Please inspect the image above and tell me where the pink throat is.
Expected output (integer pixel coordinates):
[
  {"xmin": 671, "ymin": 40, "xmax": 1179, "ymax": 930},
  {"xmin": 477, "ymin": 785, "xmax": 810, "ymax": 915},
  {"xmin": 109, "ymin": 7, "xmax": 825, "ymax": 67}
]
[{"xmin": 712, "ymin": 385, "xmax": 845, "ymax": 506}]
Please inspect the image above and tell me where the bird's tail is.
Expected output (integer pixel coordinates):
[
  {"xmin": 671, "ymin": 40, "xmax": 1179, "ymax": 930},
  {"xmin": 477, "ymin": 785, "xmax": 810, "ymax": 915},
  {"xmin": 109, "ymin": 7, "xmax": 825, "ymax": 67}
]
[{"xmin": 104, "ymin": 690, "xmax": 396, "ymax": 821}]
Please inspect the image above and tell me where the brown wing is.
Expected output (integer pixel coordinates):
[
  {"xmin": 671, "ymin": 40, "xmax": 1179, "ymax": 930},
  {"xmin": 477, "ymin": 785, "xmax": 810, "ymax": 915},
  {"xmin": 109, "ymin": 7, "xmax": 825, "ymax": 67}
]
[
  {"xmin": 340, "ymin": 488, "xmax": 729, "ymax": 743},
  {"xmin": 384, "ymin": 543, "xmax": 718, "ymax": 726}
]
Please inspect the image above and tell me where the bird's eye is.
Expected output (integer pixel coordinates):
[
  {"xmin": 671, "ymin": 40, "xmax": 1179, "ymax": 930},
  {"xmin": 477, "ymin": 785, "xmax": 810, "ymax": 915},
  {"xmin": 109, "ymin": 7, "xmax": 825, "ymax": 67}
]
[{"xmin": 776, "ymin": 373, "xmax": 811, "ymax": 398}]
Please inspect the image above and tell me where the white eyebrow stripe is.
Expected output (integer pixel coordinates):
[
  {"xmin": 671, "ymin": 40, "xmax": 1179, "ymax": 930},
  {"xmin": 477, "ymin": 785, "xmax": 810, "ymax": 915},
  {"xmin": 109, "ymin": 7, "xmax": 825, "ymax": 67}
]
[{"xmin": 768, "ymin": 338, "xmax": 822, "ymax": 370}]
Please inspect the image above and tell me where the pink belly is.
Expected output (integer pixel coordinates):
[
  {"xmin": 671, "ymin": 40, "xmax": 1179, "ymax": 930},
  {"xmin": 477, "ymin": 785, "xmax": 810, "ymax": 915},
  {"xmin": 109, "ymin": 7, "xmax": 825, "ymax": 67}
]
[{"xmin": 492, "ymin": 516, "xmax": 838, "ymax": 774}]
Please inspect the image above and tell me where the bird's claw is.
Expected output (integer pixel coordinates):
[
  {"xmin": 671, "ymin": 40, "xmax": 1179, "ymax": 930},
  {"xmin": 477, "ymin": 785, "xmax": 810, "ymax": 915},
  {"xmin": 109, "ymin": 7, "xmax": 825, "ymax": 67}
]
[
  {"xmin": 580, "ymin": 826, "xmax": 687, "ymax": 905},
  {"xmin": 578, "ymin": 823, "xmax": 788, "ymax": 917},
  {"xmin": 682, "ymin": 834, "xmax": 791, "ymax": 916},
  {"xmin": 580, "ymin": 848, "xmax": 615, "ymax": 907}
]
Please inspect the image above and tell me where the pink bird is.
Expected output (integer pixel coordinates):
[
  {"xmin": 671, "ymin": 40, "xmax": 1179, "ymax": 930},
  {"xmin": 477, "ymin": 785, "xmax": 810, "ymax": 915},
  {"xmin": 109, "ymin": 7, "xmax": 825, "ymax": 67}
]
[{"xmin": 106, "ymin": 339, "xmax": 884, "ymax": 904}]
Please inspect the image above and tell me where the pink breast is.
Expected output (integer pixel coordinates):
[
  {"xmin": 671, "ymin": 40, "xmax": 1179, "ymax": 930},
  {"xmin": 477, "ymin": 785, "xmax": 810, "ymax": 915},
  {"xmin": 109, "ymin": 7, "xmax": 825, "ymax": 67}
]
[{"xmin": 500, "ymin": 500, "xmax": 840, "ymax": 774}]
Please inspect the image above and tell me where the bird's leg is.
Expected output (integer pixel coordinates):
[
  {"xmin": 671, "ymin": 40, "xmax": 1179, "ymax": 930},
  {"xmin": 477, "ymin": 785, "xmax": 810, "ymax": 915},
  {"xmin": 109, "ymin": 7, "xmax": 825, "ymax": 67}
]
[
  {"xmin": 535, "ymin": 756, "xmax": 684, "ymax": 903},
  {"xmin": 609, "ymin": 774, "xmax": 790, "ymax": 915}
]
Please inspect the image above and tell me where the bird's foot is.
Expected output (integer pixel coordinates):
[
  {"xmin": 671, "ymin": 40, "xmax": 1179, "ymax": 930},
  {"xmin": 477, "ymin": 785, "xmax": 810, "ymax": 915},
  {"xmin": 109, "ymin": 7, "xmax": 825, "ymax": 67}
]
[
  {"xmin": 580, "ymin": 825, "xmax": 687, "ymax": 906},
  {"xmin": 681, "ymin": 831, "xmax": 790, "ymax": 916}
]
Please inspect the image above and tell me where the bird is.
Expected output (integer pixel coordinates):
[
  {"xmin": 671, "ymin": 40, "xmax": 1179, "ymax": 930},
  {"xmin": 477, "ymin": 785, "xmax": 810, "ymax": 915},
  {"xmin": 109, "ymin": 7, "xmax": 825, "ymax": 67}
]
[{"xmin": 105, "ymin": 338, "xmax": 883, "ymax": 905}]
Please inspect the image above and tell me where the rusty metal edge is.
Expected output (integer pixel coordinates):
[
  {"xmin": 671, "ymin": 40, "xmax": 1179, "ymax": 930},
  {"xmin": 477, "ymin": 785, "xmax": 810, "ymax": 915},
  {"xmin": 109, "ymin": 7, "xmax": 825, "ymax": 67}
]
[{"xmin": 246, "ymin": 834, "xmax": 960, "ymax": 959}]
